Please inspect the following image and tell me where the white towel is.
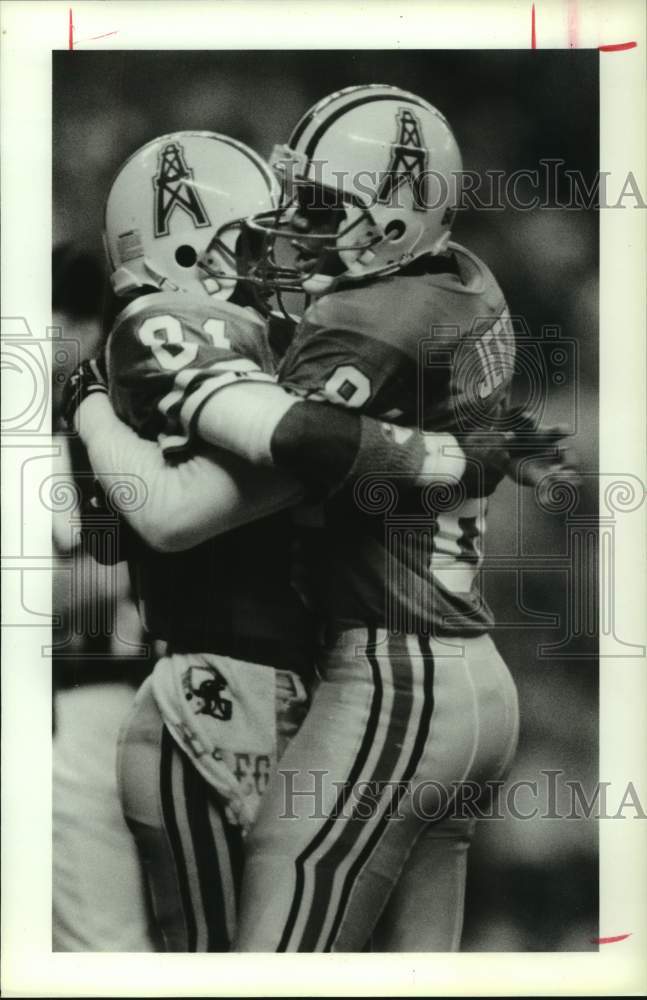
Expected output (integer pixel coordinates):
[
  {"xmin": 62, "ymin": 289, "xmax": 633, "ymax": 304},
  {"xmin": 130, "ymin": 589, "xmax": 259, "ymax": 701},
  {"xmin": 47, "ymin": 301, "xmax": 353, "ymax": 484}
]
[{"xmin": 151, "ymin": 652, "xmax": 308, "ymax": 831}]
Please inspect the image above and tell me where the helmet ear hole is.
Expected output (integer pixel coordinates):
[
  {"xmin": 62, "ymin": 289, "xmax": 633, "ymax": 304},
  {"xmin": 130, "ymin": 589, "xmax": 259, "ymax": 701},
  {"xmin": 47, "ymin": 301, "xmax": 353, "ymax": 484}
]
[
  {"xmin": 175, "ymin": 244, "xmax": 197, "ymax": 267},
  {"xmin": 384, "ymin": 220, "xmax": 406, "ymax": 242}
]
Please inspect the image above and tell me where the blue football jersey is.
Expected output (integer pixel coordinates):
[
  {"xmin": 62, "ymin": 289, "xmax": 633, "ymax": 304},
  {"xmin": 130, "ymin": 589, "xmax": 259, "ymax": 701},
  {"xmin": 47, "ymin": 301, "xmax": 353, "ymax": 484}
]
[
  {"xmin": 107, "ymin": 291, "xmax": 275, "ymax": 451},
  {"xmin": 279, "ymin": 244, "xmax": 516, "ymax": 636},
  {"xmin": 107, "ymin": 291, "xmax": 313, "ymax": 672}
]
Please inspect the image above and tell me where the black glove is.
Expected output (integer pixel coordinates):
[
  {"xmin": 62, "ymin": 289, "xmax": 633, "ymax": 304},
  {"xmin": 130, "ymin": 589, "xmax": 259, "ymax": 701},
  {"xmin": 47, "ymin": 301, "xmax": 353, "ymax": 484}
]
[{"xmin": 62, "ymin": 359, "xmax": 108, "ymax": 432}]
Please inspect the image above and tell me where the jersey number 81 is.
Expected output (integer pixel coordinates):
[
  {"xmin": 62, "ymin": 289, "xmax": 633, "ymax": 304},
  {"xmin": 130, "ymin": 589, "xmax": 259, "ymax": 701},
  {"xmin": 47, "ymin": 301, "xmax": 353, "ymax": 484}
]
[{"xmin": 138, "ymin": 315, "xmax": 231, "ymax": 371}]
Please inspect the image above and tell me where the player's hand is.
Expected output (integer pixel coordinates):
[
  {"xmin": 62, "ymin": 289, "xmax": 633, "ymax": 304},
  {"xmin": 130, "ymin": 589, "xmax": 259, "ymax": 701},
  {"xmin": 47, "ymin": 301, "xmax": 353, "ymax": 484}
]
[
  {"xmin": 504, "ymin": 417, "xmax": 581, "ymax": 489},
  {"xmin": 62, "ymin": 359, "xmax": 109, "ymax": 432}
]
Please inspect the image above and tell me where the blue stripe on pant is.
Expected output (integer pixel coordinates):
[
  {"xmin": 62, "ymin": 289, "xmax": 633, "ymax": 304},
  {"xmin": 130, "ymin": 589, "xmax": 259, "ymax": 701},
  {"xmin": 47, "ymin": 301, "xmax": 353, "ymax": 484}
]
[
  {"xmin": 117, "ymin": 677, "xmax": 244, "ymax": 951},
  {"xmin": 234, "ymin": 629, "xmax": 519, "ymax": 952}
]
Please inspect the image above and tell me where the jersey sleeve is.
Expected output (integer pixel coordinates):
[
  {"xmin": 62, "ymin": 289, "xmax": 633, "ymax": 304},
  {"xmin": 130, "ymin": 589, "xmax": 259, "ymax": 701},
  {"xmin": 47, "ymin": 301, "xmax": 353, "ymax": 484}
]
[
  {"xmin": 106, "ymin": 294, "xmax": 273, "ymax": 455},
  {"xmin": 278, "ymin": 294, "xmax": 417, "ymax": 421}
]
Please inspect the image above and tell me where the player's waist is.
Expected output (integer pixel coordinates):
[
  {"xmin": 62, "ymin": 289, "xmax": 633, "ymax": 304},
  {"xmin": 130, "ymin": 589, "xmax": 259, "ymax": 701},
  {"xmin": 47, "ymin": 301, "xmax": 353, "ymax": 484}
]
[
  {"xmin": 318, "ymin": 626, "xmax": 499, "ymax": 678},
  {"xmin": 166, "ymin": 632, "xmax": 313, "ymax": 676},
  {"xmin": 150, "ymin": 653, "xmax": 310, "ymax": 759},
  {"xmin": 154, "ymin": 653, "xmax": 308, "ymax": 699},
  {"xmin": 318, "ymin": 573, "xmax": 494, "ymax": 639}
]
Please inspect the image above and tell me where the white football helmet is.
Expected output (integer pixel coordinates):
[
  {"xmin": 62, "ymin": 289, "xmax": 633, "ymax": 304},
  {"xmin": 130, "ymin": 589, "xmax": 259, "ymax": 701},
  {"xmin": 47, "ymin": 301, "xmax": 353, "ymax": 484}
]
[
  {"xmin": 104, "ymin": 131, "xmax": 279, "ymax": 299},
  {"xmin": 244, "ymin": 84, "xmax": 463, "ymax": 294}
]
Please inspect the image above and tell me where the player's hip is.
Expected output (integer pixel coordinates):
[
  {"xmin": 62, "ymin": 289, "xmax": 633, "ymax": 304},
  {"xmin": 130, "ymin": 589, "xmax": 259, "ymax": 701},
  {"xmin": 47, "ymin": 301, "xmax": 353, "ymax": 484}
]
[
  {"xmin": 294, "ymin": 628, "xmax": 519, "ymax": 800},
  {"xmin": 239, "ymin": 628, "xmax": 518, "ymax": 951},
  {"xmin": 119, "ymin": 653, "xmax": 309, "ymax": 831}
]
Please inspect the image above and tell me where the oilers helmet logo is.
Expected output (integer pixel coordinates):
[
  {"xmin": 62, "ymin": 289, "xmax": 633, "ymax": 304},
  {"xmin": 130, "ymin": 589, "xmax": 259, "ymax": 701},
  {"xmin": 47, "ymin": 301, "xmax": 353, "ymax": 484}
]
[
  {"xmin": 377, "ymin": 109, "xmax": 429, "ymax": 212},
  {"xmin": 153, "ymin": 141, "xmax": 211, "ymax": 237}
]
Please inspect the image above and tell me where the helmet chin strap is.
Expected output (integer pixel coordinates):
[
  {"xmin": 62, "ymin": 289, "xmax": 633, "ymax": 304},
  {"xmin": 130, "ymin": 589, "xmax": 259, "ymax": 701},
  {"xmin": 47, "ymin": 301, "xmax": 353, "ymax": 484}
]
[
  {"xmin": 110, "ymin": 259, "xmax": 180, "ymax": 297},
  {"xmin": 111, "ymin": 254, "xmax": 236, "ymax": 301},
  {"xmin": 300, "ymin": 243, "xmax": 348, "ymax": 294},
  {"xmin": 334, "ymin": 214, "xmax": 451, "ymax": 284},
  {"xmin": 303, "ymin": 209, "xmax": 384, "ymax": 293},
  {"xmin": 197, "ymin": 230, "xmax": 249, "ymax": 299},
  {"xmin": 199, "ymin": 270, "xmax": 236, "ymax": 298},
  {"xmin": 302, "ymin": 271, "xmax": 336, "ymax": 294}
]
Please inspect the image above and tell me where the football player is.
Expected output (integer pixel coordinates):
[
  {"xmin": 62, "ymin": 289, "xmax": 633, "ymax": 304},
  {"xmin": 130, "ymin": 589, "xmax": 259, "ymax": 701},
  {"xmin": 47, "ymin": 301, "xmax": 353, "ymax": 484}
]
[
  {"xmin": 66, "ymin": 131, "xmax": 320, "ymax": 952},
  {"xmin": 67, "ymin": 129, "xmax": 516, "ymax": 951},
  {"xmin": 139, "ymin": 86, "xmax": 578, "ymax": 951}
]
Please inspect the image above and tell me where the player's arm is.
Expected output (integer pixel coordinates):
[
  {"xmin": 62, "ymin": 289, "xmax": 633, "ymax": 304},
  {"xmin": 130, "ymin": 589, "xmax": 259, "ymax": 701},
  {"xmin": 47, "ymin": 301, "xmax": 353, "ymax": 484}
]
[
  {"xmin": 175, "ymin": 368, "xmax": 577, "ymax": 501},
  {"xmin": 69, "ymin": 296, "xmax": 302, "ymax": 550},
  {"xmin": 66, "ymin": 368, "xmax": 303, "ymax": 553},
  {"xmin": 124, "ymin": 293, "xmax": 473, "ymax": 495},
  {"xmin": 173, "ymin": 376, "xmax": 475, "ymax": 495},
  {"xmin": 214, "ymin": 300, "xmax": 579, "ymax": 495},
  {"xmin": 174, "ymin": 296, "xmax": 472, "ymax": 491}
]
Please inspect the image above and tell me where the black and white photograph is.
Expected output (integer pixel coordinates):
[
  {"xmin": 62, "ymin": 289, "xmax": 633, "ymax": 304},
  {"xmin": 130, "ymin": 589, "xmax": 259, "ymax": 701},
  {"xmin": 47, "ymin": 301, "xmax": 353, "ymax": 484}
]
[{"xmin": 1, "ymin": 1, "xmax": 646, "ymax": 996}]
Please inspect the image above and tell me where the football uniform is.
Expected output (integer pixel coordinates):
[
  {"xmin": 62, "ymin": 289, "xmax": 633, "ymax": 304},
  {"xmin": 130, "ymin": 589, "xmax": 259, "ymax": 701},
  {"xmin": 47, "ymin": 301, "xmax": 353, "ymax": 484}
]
[
  {"xmin": 233, "ymin": 244, "xmax": 521, "ymax": 951},
  {"xmin": 278, "ymin": 242, "xmax": 516, "ymax": 637},
  {"xmin": 108, "ymin": 291, "xmax": 313, "ymax": 950},
  {"xmin": 108, "ymin": 291, "xmax": 276, "ymax": 452}
]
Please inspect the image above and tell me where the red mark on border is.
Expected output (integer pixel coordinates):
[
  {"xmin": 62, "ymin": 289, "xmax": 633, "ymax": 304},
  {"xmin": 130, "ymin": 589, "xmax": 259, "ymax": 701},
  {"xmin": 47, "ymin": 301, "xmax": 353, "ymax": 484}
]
[
  {"xmin": 532, "ymin": 2, "xmax": 636, "ymax": 52},
  {"xmin": 599, "ymin": 41, "xmax": 637, "ymax": 52},
  {"xmin": 567, "ymin": 0, "xmax": 579, "ymax": 48},
  {"xmin": 68, "ymin": 8, "xmax": 118, "ymax": 49},
  {"xmin": 592, "ymin": 933, "xmax": 632, "ymax": 944}
]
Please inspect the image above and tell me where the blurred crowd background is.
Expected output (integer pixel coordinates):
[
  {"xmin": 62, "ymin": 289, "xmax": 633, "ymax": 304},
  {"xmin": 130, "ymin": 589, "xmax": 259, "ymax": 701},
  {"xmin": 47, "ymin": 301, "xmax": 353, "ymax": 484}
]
[{"xmin": 53, "ymin": 50, "xmax": 599, "ymax": 952}]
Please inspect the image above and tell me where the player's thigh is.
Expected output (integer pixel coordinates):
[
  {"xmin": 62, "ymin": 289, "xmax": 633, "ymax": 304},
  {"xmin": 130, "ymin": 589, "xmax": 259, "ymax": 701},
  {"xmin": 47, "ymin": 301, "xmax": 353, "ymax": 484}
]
[
  {"xmin": 467, "ymin": 634, "xmax": 519, "ymax": 787},
  {"xmin": 411, "ymin": 634, "xmax": 519, "ymax": 811},
  {"xmin": 371, "ymin": 816, "xmax": 475, "ymax": 952},
  {"xmin": 236, "ymin": 644, "xmax": 386, "ymax": 951},
  {"xmin": 236, "ymin": 630, "xmax": 443, "ymax": 951},
  {"xmin": 236, "ymin": 631, "xmax": 519, "ymax": 952},
  {"xmin": 53, "ymin": 682, "xmax": 154, "ymax": 952},
  {"xmin": 325, "ymin": 634, "xmax": 518, "ymax": 952},
  {"xmin": 118, "ymin": 677, "xmax": 243, "ymax": 951},
  {"xmin": 370, "ymin": 636, "xmax": 518, "ymax": 954}
]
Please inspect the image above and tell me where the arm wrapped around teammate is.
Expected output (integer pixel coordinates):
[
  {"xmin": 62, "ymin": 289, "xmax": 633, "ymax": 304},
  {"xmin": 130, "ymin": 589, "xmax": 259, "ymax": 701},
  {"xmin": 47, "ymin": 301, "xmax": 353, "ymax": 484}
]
[{"xmin": 270, "ymin": 401, "xmax": 470, "ymax": 500}]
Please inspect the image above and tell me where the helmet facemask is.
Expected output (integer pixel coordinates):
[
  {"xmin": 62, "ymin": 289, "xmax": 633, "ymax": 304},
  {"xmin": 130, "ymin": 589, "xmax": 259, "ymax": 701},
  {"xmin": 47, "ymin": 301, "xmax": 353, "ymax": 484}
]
[
  {"xmin": 243, "ymin": 176, "xmax": 389, "ymax": 295},
  {"xmin": 199, "ymin": 221, "xmax": 284, "ymax": 316},
  {"xmin": 197, "ymin": 220, "xmax": 244, "ymax": 296},
  {"xmin": 244, "ymin": 146, "xmax": 456, "ymax": 295}
]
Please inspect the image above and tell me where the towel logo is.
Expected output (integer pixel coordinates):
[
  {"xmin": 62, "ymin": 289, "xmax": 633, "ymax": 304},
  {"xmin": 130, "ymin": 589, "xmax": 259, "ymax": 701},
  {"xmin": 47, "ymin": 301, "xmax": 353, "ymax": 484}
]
[{"xmin": 183, "ymin": 663, "xmax": 232, "ymax": 721}]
